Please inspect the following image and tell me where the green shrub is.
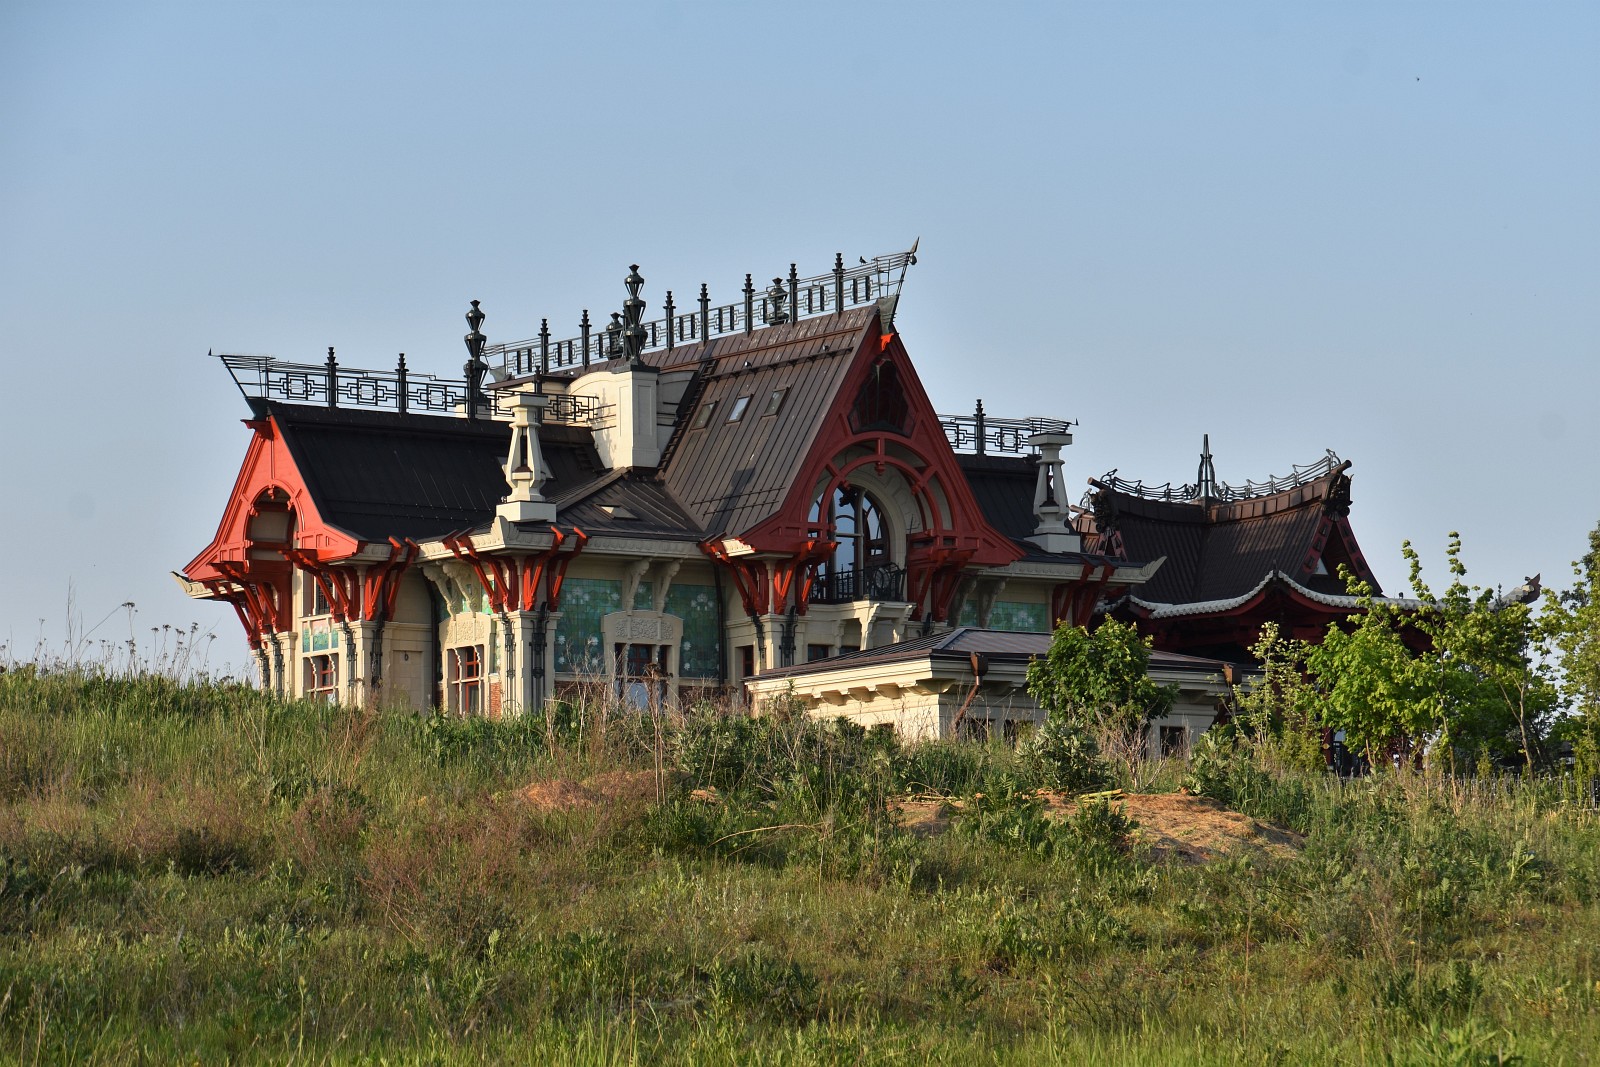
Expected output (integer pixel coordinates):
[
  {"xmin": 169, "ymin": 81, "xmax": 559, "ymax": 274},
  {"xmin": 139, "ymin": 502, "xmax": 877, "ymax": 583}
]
[{"xmin": 1016, "ymin": 709, "xmax": 1109, "ymax": 794}]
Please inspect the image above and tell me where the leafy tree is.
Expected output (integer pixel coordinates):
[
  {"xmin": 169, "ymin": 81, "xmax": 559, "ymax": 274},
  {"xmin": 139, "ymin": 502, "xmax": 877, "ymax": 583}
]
[
  {"xmin": 1025, "ymin": 618, "xmax": 1175, "ymax": 745},
  {"xmin": 1545, "ymin": 521, "xmax": 1600, "ymax": 780},
  {"xmin": 1231, "ymin": 623, "xmax": 1325, "ymax": 773},
  {"xmin": 1304, "ymin": 578, "xmax": 1427, "ymax": 768},
  {"xmin": 1307, "ymin": 534, "xmax": 1558, "ymax": 772},
  {"xmin": 1545, "ymin": 521, "xmax": 1600, "ymax": 722}
]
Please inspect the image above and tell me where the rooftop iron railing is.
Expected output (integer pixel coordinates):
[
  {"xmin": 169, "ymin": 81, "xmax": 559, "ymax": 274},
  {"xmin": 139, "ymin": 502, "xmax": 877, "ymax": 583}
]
[
  {"xmin": 485, "ymin": 245, "xmax": 919, "ymax": 377},
  {"xmin": 217, "ymin": 351, "xmax": 607, "ymax": 425},
  {"xmin": 938, "ymin": 402, "xmax": 1075, "ymax": 455},
  {"xmin": 1093, "ymin": 450, "xmax": 1345, "ymax": 503}
]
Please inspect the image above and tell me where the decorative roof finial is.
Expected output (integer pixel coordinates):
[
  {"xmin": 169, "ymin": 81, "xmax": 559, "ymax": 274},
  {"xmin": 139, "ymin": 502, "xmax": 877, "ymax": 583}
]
[
  {"xmin": 622, "ymin": 264, "xmax": 647, "ymax": 366},
  {"xmin": 463, "ymin": 299, "xmax": 487, "ymax": 421},
  {"xmin": 1197, "ymin": 434, "xmax": 1218, "ymax": 499},
  {"xmin": 767, "ymin": 277, "xmax": 789, "ymax": 324},
  {"xmin": 606, "ymin": 312, "xmax": 623, "ymax": 357}
]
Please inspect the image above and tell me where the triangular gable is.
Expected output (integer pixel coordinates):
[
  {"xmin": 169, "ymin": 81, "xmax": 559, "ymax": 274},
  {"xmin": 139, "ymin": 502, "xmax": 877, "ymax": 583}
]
[
  {"xmin": 183, "ymin": 414, "xmax": 362, "ymax": 584},
  {"xmin": 745, "ymin": 327, "xmax": 1023, "ymax": 569}
]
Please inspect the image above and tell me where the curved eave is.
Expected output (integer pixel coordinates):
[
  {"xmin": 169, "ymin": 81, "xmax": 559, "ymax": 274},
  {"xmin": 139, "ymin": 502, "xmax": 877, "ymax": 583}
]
[{"xmin": 1125, "ymin": 570, "xmax": 1420, "ymax": 620}]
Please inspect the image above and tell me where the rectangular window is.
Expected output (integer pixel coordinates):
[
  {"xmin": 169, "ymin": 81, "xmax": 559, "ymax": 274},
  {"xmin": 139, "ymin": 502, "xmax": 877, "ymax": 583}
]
[
  {"xmin": 806, "ymin": 643, "xmax": 831, "ymax": 662},
  {"xmin": 691, "ymin": 400, "xmax": 719, "ymax": 429},
  {"xmin": 763, "ymin": 387, "xmax": 789, "ymax": 416},
  {"xmin": 447, "ymin": 645, "xmax": 484, "ymax": 716},
  {"xmin": 304, "ymin": 577, "xmax": 330, "ymax": 617},
  {"xmin": 304, "ymin": 654, "xmax": 338, "ymax": 702},
  {"xmin": 726, "ymin": 395, "xmax": 752, "ymax": 422},
  {"xmin": 839, "ymin": 644, "xmax": 860, "ymax": 656}
]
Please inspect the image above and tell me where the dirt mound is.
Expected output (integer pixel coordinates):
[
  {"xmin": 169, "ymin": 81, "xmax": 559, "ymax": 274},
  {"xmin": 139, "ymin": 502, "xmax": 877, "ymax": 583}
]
[
  {"xmin": 890, "ymin": 789, "xmax": 1303, "ymax": 864},
  {"xmin": 1115, "ymin": 791, "xmax": 1303, "ymax": 863},
  {"xmin": 520, "ymin": 770, "xmax": 671, "ymax": 813}
]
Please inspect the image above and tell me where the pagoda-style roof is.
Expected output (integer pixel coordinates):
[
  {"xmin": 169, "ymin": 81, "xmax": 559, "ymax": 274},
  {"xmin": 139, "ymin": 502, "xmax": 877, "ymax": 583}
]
[{"xmin": 1076, "ymin": 448, "xmax": 1383, "ymax": 604}]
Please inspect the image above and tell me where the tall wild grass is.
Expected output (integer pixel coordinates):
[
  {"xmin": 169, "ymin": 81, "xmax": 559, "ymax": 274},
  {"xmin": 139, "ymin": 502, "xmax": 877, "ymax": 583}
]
[{"xmin": 2, "ymin": 664, "xmax": 1597, "ymax": 1064}]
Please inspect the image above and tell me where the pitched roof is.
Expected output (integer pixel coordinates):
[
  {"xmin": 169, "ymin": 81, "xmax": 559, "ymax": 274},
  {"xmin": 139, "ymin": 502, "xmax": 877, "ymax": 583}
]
[
  {"xmin": 552, "ymin": 470, "xmax": 705, "ymax": 540},
  {"xmin": 648, "ymin": 307, "xmax": 880, "ymax": 538},
  {"xmin": 256, "ymin": 400, "xmax": 606, "ymax": 543},
  {"xmin": 1080, "ymin": 466, "xmax": 1379, "ymax": 602}
]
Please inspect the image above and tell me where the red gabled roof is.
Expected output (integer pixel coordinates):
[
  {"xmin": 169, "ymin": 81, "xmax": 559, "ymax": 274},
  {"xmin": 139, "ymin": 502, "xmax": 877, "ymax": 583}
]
[{"xmin": 183, "ymin": 415, "xmax": 360, "ymax": 583}]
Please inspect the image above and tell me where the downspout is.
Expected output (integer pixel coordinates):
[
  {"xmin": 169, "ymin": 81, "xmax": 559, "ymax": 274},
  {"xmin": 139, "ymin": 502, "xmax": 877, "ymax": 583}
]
[
  {"xmin": 425, "ymin": 580, "xmax": 445, "ymax": 712},
  {"xmin": 532, "ymin": 605, "xmax": 549, "ymax": 710},
  {"xmin": 497, "ymin": 607, "xmax": 515, "ymax": 716},
  {"xmin": 712, "ymin": 562, "xmax": 729, "ymax": 687},
  {"xmin": 779, "ymin": 606, "xmax": 797, "ymax": 668}
]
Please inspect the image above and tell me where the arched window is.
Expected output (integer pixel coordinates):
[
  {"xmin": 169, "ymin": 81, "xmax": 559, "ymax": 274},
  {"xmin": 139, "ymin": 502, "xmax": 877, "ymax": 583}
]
[{"xmin": 809, "ymin": 485, "xmax": 903, "ymax": 602}]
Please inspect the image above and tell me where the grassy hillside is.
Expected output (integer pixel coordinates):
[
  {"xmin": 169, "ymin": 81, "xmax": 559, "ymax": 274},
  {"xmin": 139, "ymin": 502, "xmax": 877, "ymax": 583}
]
[{"xmin": 2, "ymin": 668, "xmax": 1598, "ymax": 1065}]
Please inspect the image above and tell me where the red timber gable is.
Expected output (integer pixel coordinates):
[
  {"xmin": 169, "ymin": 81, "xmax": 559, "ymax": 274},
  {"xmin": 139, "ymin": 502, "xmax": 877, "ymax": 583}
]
[
  {"xmin": 730, "ymin": 326, "xmax": 1023, "ymax": 622},
  {"xmin": 182, "ymin": 415, "xmax": 411, "ymax": 647}
]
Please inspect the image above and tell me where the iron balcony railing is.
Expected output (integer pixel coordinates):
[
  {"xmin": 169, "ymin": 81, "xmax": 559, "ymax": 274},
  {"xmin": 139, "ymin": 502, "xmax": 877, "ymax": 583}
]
[
  {"xmin": 217, "ymin": 351, "xmax": 608, "ymax": 426},
  {"xmin": 484, "ymin": 246, "xmax": 918, "ymax": 377},
  {"xmin": 809, "ymin": 563, "xmax": 906, "ymax": 605}
]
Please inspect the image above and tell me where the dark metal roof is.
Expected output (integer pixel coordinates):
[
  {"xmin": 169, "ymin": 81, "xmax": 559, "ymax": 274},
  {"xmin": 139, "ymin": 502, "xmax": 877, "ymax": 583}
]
[
  {"xmin": 553, "ymin": 470, "xmax": 705, "ymax": 540},
  {"xmin": 955, "ymin": 454, "xmax": 1145, "ymax": 569},
  {"xmin": 957, "ymin": 454, "xmax": 1040, "ymax": 542},
  {"xmin": 257, "ymin": 401, "xmax": 605, "ymax": 543},
  {"xmin": 1084, "ymin": 471, "xmax": 1373, "ymax": 603},
  {"xmin": 756, "ymin": 626, "xmax": 1232, "ymax": 681},
  {"xmin": 652, "ymin": 307, "xmax": 880, "ymax": 538}
]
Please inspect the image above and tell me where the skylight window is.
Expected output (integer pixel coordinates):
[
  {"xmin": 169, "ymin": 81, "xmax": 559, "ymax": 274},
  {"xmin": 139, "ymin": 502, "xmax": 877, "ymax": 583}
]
[
  {"xmin": 763, "ymin": 387, "xmax": 789, "ymax": 416},
  {"xmin": 692, "ymin": 400, "xmax": 719, "ymax": 429},
  {"xmin": 726, "ymin": 395, "xmax": 752, "ymax": 422}
]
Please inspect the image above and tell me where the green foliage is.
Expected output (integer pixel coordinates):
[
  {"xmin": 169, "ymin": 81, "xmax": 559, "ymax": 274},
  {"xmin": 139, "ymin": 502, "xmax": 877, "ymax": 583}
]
[
  {"xmin": 1233, "ymin": 623, "xmax": 1327, "ymax": 773},
  {"xmin": 1015, "ymin": 709, "xmax": 1110, "ymax": 793},
  {"xmin": 4, "ymin": 668, "xmax": 1600, "ymax": 1063},
  {"xmin": 1025, "ymin": 618, "xmax": 1176, "ymax": 739},
  {"xmin": 1545, "ymin": 520, "xmax": 1600, "ymax": 755},
  {"xmin": 1307, "ymin": 535, "xmax": 1559, "ymax": 771}
]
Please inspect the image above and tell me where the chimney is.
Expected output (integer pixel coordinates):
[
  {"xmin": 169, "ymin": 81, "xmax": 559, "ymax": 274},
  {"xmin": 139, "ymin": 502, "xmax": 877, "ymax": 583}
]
[{"xmin": 567, "ymin": 264, "xmax": 662, "ymax": 470}]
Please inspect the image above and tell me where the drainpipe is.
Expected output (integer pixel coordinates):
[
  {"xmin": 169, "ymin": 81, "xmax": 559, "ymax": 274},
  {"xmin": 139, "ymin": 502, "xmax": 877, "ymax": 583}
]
[
  {"xmin": 779, "ymin": 607, "xmax": 797, "ymax": 668},
  {"xmin": 712, "ymin": 564, "xmax": 729, "ymax": 687},
  {"xmin": 425, "ymin": 581, "xmax": 445, "ymax": 712},
  {"xmin": 532, "ymin": 606, "xmax": 549, "ymax": 710}
]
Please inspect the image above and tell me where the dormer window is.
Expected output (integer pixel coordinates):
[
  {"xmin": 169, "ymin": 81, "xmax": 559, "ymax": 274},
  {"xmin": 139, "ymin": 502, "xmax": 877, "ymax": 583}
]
[
  {"xmin": 691, "ymin": 400, "xmax": 719, "ymax": 429},
  {"xmin": 726, "ymin": 395, "xmax": 752, "ymax": 422}
]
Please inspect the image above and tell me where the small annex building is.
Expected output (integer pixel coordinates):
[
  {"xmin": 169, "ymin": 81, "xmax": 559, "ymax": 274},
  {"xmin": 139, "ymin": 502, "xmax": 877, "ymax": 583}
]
[
  {"xmin": 178, "ymin": 247, "xmax": 1386, "ymax": 743},
  {"xmin": 746, "ymin": 627, "xmax": 1235, "ymax": 758}
]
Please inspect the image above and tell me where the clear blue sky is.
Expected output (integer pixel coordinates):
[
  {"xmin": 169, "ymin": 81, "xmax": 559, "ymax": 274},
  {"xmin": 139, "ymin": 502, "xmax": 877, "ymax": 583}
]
[{"xmin": 2, "ymin": 1, "xmax": 1595, "ymax": 674}]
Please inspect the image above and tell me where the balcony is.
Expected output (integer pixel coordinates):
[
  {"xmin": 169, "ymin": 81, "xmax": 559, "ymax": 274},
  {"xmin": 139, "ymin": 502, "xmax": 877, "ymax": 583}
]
[{"xmin": 809, "ymin": 563, "xmax": 906, "ymax": 605}]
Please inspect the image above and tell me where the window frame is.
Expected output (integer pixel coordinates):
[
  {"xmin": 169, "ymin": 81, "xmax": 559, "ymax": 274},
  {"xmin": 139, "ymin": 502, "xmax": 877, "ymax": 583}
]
[
  {"xmin": 726, "ymin": 395, "xmax": 752, "ymax": 422},
  {"xmin": 691, "ymin": 400, "xmax": 719, "ymax": 429},
  {"xmin": 305, "ymin": 653, "xmax": 338, "ymax": 702},
  {"xmin": 447, "ymin": 645, "xmax": 485, "ymax": 716}
]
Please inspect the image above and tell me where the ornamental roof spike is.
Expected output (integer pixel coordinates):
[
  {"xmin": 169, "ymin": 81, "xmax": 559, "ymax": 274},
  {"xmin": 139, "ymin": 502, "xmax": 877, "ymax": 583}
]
[{"xmin": 622, "ymin": 264, "xmax": 646, "ymax": 366}]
